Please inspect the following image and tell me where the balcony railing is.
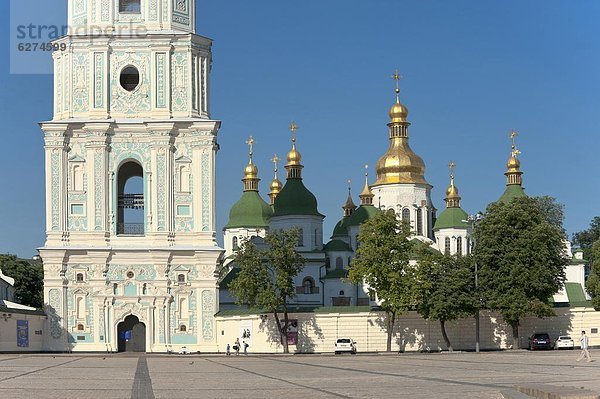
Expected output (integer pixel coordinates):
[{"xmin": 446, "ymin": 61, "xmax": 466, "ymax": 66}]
[
  {"xmin": 117, "ymin": 223, "xmax": 145, "ymax": 235},
  {"xmin": 118, "ymin": 194, "xmax": 144, "ymax": 209}
]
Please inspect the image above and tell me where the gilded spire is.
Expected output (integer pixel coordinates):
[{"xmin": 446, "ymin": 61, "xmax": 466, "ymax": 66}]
[
  {"xmin": 242, "ymin": 135, "xmax": 259, "ymax": 192},
  {"xmin": 444, "ymin": 160, "xmax": 461, "ymax": 208},
  {"xmin": 285, "ymin": 122, "xmax": 304, "ymax": 179},
  {"xmin": 343, "ymin": 179, "xmax": 357, "ymax": 217},
  {"xmin": 389, "ymin": 69, "xmax": 408, "ymax": 124},
  {"xmin": 505, "ymin": 130, "xmax": 523, "ymax": 186},
  {"xmin": 269, "ymin": 154, "xmax": 283, "ymax": 205},
  {"xmin": 359, "ymin": 164, "xmax": 375, "ymax": 206}
]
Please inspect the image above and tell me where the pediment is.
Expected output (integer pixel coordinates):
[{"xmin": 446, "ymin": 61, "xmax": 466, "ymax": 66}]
[
  {"xmin": 68, "ymin": 155, "xmax": 86, "ymax": 163},
  {"xmin": 175, "ymin": 155, "xmax": 192, "ymax": 163}
]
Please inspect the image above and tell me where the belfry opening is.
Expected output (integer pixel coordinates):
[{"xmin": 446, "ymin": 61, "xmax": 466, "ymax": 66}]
[{"xmin": 117, "ymin": 161, "xmax": 144, "ymax": 236}]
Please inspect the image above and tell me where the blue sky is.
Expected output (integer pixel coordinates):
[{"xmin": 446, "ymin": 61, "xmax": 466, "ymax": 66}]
[{"xmin": 1, "ymin": 0, "xmax": 599, "ymax": 258}]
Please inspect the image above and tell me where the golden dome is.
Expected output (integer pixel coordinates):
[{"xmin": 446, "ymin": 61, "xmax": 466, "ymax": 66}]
[
  {"xmin": 389, "ymin": 101, "xmax": 409, "ymax": 123},
  {"xmin": 507, "ymin": 155, "xmax": 520, "ymax": 171},
  {"xmin": 446, "ymin": 183, "xmax": 459, "ymax": 198},
  {"xmin": 287, "ymin": 143, "xmax": 302, "ymax": 166},
  {"xmin": 374, "ymin": 140, "xmax": 428, "ymax": 185},
  {"xmin": 244, "ymin": 162, "xmax": 258, "ymax": 180},
  {"xmin": 270, "ymin": 177, "xmax": 283, "ymax": 192}
]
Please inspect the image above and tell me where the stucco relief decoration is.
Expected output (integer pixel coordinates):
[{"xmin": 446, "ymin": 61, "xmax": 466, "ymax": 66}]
[
  {"xmin": 72, "ymin": 53, "xmax": 89, "ymax": 112},
  {"xmin": 157, "ymin": 149, "xmax": 167, "ymax": 231},
  {"xmin": 72, "ymin": 0, "xmax": 87, "ymax": 25},
  {"xmin": 149, "ymin": 0, "xmax": 158, "ymax": 20},
  {"xmin": 94, "ymin": 151, "xmax": 104, "ymax": 230},
  {"xmin": 48, "ymin": 289, "xmax": 63, "ymax": 339},
  {"xmin": 171, "ymin": 52, "xmax": 188, "ymax": 112},
  {"xmin": 110, "ymin": 52, "xmax": 151, "ymax": 114},
  {"xmin": 94, "ymin": 53, "xmax": 104, "ymax": 109},
  {"xmin": 201, "ymin": 58, "xmax": 207, "ymax": 113},
  {"xmin": 156, "ymin": 53, "xmax": 167, "ymax": 108},
  {"xmin": 98, "ymin": 307, "xmax": 105, "ymax": 341},
  {"xmin": 158, "ymin": 308, "xmax": 165, "ymax": 343},
  {"xmin": 115, "ymin": 302, "xmax": 146, "ymax": 324},
  {"xmin": 101, "ymin": 0, "xmax": 110, "ymax": 21},
  {"xmin": 201, "ymin": 151, "xmax": 210, "ymax": 231},
  {"xmin": 56, "ymin": 58, "xmax": 63, "ymax": 113},
  {"xmin": 111, "ymin": 142, "xmax": 150, "ymax": 169},
  {"xmin": 51, "ymin": 151, "xmax": 61, "ymax": 231},
  {"xmin": 201, "ymin": 290, "xmax": 214, "ymax": 340}
]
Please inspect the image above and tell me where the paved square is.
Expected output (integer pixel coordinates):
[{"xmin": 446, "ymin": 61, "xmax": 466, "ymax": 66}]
[{"xmin": 0, "ymin": 351, "xmax": 597, "ymax": 398}]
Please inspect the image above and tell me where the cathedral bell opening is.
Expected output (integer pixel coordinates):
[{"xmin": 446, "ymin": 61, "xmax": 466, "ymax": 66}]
[
  {"xmin": 117, "ymin": 161, "xmax": 145, "ymax": 235},
  {"xmin": 117, "ymin": 315, "xmax": 146, "ymax": 352}
]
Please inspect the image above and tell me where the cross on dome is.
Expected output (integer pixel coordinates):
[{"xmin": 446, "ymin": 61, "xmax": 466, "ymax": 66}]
[
  {"xmin": 245, "ymin": 135, "xmax": 255, "ymax": 159},
  {"xmin": 289, "ymin": 122, "xmax": 299, "ymax": 143},
  {"xmin": 391, "ymin": 69, "xmax": 403, "ymax": 102}
]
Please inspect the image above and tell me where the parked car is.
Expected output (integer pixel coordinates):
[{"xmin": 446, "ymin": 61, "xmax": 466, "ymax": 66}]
[
  {"xmin": 554, "ymin": 335, "xmax": 575, "ymax": 350},
  {"xmin": 528, "ymin": 333, "xmax": 553, "ymax": 350},
  {"xmin": 334, "ymin": 338, "xmax": 357, "ymax": 354},
  {"xmin": 179, "ymin": 346, "xmax": 191, "ymax": 354}
]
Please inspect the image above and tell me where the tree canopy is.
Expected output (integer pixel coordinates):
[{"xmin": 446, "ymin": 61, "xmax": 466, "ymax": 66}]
[
  {"xmin": 0, "ymin": 254, "xmax": 43, "ymax": 308},
  {"xmin": 585, "ymin": 241, "xmax": 600, "ymax": 310},
  {"xmin": 573, "ymin": 216, "xmax": 600, "ymax": 262},
  {"xmin": 348, "ymin": 210, "xmax": 417, "ymax": 352},
  {"xmin": 228, "ymin": 228, "xmax": 304, "ymax": 353},
  {"xmin": 416, "ymin": 251, "xmax": 478, "ymax": 351},
  {"xmin": 474, "ymin": 197, "xmax": 568, "ymax": 349}
]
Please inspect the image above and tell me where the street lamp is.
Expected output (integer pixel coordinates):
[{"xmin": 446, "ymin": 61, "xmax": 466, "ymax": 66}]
[{"xmin": 464, "ymin": 212, "xmax": 483, "ymax": 353}]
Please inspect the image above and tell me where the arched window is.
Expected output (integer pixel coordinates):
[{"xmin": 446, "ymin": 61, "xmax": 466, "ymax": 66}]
[
  {"xmin": 179, "ymin": 165, "xmax": 190, "ymax": 192},
  {"xmin": 303, "ymin": 278, "xmax": 315, "ymax": 295},
  {"xmin": 119, "ymin": 0, "xmax": 141, "ymax": 13},
  {"xmin": 142, "ymin": 283, "xmax": 147, "ymax": 295},
  {"xmin": 348, "ymin": 257, "xmax": 352, "ymax": 267},
  {"xmin": 456, "ymin": 236, "xmax": 463, "ymax": 257},
  {"xmin": 77, "ymin": 324, "xmax": 85, "ymax": 331},
  {"xmin": 177, "ymin": 274, "xmax": 186, "ymax": 284},
  {"xmin": 179, "ymin": 325, "xmax": 187, "ymax": 332},
  {"xmin": 113, "ymin": 283, "xmax": 118, "ymax": 295},
  {"xmin": 339, "ymin": 290, "xmax": 345, "ymax": 296},
  {"xmin": 466, "ymin": 238, "xmax": 471, "ymax": 254},
  {"xmin": 232, "ymin": 236, "xmax": 239, "ymax": 251},
  {"xmin": 76, "ymin": 273, "xmax": 84, "ymax": 283},
  {"xmin": 444, "ymin": 237, "xmax": 451, "ymax": 255},
  {"xmin": 402, "ymin": 208, "xmax": 410, "ymax": 224},
  {"xmin": 72, "ymin": 164, "xmax": 84, "ymax": 192},
  {"xmin": 76, "ymin": 297, "xmax": 85, "ymax": 319},
  {"xmin": 416, "ymin": 208, "xmax": 423, "ymax": 236},
  {"xmin": 335, "ymin": 257, "xmax": 343, "ymax": 270},
  {"xmin": 117, "ymin": 161, "xmax": 144, "ymax": 235},
  {"xmin": 314, "ymin": 229, "xmax": 318, "ymax": 246},
  {"xmin": 180, "ymin": 298, "xmax": 189, "ymax": 319},
  {"xmin": 297, "ymin": 228, "xmax": 304, "ymax": 247},
  {"xmin": 325, "ymin": 257, "xmax": 331, "ymax": 269}
]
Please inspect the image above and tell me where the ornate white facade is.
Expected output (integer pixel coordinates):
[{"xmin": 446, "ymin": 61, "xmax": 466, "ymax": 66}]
[{"xmin": 40, "ymin": 0, "xmax": 223, "ymax": 352}]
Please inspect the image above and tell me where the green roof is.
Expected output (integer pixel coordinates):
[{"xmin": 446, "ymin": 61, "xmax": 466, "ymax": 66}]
[
  {"xmin": 433, "ymin": 207, "xmax": 469, "ymax": 230},
  {"xmin": 272, "ymin": 178, "xmax": 323, "ymax": 217},
  {"xmin": 218, "ymin": 267, "xmax": 240, "ymax": 289},
  {"xmin": 565, "ymin": 282, "xmax": 588, "ymax": 307},
  {"xmin": 498, "ymin": 184, "xmax": 526, "ymax": 203},
  {"xmin": 346, "ymin": 205, "xmax": 380, "ymax": 227},
  {"xmin": 331, "ymin": 217, "xmax": 349, "ymax": 238},
  {"xmin": 322, "ymin": 268, "xmax": 349, "ymax": 279},
  {"xmin": 224, "ymin": 191, "xmax": 272, "ymax": 229},
  {"xmin": 323, "ymin": 239, "xmax": 352, "ymax": 252}
]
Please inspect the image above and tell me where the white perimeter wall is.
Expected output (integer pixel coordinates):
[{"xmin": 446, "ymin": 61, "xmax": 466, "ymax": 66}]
[
  {"xmin": 0, "ymin": 313, "xmax": 46, "ymax": 352},
  {"xmin": 214, "ymin": 307, "xmax": 600, "ymax": 354}
]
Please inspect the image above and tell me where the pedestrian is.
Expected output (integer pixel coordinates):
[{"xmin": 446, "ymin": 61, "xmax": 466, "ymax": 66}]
[
  {"xmin": 243, "ymin": 341, "xmax": 249, "ymax": 355},
  {"xmin": 234, "ymin": 338, "xmax": 240, "ymax": 356},
  {"xmin": 577, "ymin": 330, "xmax": 592, "ymax": 362},
  {"xmin": 226, "ymin": 343, "xmax": 231, "ymax": 356}
]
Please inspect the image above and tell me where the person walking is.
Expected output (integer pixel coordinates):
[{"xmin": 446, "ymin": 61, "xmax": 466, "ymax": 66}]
[
  {"xmin": 243, "ymin": 341, "xmax": 249, "ymax": 355},
  {"xmin": 226, "ymin": 343, "xmax": 231, "ymax": 356},
  {"xmin": 577, "ymin": 330, "xmax": 592, "ymax": 362},
  {"xmin": 234, "ymin": 338, "xmax": 240, "ymax": 356}
]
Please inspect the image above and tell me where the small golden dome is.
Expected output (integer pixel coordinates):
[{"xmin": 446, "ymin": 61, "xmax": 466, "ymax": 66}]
[
  {"xmin": 287, "ymin": 144, "xmax": 302, "ymax": 166},
  {"xmin": 507, "ymin": 156, "xmax": 520, "ymax": 171},
  {"xmin": 243, "ymin": 162, "xmax": 258, "ymax": 180},
  {"xmin": 270, "ymin": 177, "xmax": 283, "ymax": 192},
  {"xmin": 389, "ymin": 101, "xmax": 409, "ymax": 123},
  {"xmin": 446, "ymin": 183, "xmax": 459, "ymax": 198}
]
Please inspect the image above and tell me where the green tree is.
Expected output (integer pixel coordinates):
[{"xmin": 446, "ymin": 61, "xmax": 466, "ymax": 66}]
[
  {"xmin": 348, "ymin": 210, "xmax": 418, "ymax": 352},
  {"xmin": 585, "ymin": 241, "xmax": 600, "ymax": 310},
  {"xmin": 532, "ymin": 196, "xmax": 565, "ymax": 231},
  {"xmin": 416, "ymin": 251, "xmax": 478, "ymax": 351},
  {"xmin": 573, "ymin": 216, "xmax": 600, "ymax": 262},
  {"xmin": 0, "ymin": 254, "xmax": 44, "ymax": 308},
  {"xmin": 474, "ymin": 197, "xmax": 568, "ymax": 349},
  {"xmin": 228, "ymin": 228, "xmax": 304, "ymax": 353}
]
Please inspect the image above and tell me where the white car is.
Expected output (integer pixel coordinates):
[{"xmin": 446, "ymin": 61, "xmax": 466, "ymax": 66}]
[
  {"xmin": 179, "ymin": 346, "xmax": 191, "ymax": 354},
  {"xmin": 554, "ymin": 335, "xmax": 574, "ymax": 350},
  {"xmin": 334, "ymin": 338, "xmax": 357, "ymax": 354}
]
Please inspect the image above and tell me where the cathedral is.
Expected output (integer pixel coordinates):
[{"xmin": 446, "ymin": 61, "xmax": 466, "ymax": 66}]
[{"xmin": 220, "ymin": 75, "xmax": 587, "ymax": 310}]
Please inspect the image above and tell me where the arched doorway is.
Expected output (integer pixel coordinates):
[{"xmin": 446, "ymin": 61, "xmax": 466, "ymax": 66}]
[
  {"xmin": 117, "ymin": 315, "xmax": 146, "ymax": 352},
  {"xmin": 117, "ymin": 161, "xmax": 145, "ymax": 236}
]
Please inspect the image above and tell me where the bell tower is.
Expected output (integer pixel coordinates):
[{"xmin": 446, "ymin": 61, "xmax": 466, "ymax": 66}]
[{"xmin": 40, "ymin": 0, "xmax": 222, "ymax": 353}]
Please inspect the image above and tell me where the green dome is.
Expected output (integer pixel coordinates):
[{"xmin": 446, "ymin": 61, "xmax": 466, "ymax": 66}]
[
  {"xmin": 332, "ymin": 217, "xmax": 349, "ymax": 238},
  {"xmin": 498, "ymin": 184, "xmax": 526, "ymax": 204},
  {"xmin": 433, "ymin": 207, "xmax": 469, "ymax": 231},
  {"xmin": 272, "ymin": 178, "xmax": 323, "ymax": 217},
  {"xmin": 323, "ymin": 239, "xmax": 352, "ymax": 252},
  {"xmin": 346, "ymin": 205, "xmax": 380, "ymax": 227},
  {"xmin": 224, "ymin": 191, "xmax": 272, "ymax": 229}
]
